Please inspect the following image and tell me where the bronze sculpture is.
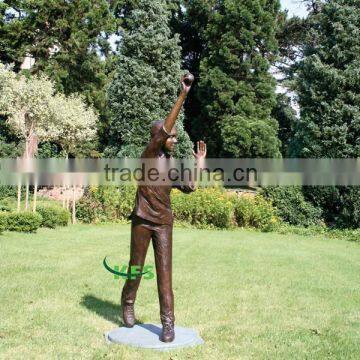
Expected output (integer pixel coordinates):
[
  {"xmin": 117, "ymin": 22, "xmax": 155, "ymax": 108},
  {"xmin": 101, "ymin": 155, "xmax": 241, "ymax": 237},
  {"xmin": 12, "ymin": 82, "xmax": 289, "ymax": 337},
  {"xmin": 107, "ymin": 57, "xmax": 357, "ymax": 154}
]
[{"xmin": 121, "ymin": 74, "xmax": 207, "ymax": 342}]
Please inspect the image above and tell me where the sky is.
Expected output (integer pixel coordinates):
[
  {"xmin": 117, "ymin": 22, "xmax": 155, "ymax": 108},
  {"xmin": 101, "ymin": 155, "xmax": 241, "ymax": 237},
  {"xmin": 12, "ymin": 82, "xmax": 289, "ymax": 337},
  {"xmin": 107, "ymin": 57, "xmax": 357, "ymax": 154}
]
[{"xmin": 280, "ymin": 0, "xmax": 308, "ymax": 18}]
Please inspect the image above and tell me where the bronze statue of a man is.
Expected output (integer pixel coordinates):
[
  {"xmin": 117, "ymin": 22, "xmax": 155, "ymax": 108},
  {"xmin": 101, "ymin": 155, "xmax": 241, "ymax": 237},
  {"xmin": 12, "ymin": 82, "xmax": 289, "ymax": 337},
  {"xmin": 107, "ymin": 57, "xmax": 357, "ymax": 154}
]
[{"xmin": 121, "ymin": 75, "xmax": 207, "ymax": 342}]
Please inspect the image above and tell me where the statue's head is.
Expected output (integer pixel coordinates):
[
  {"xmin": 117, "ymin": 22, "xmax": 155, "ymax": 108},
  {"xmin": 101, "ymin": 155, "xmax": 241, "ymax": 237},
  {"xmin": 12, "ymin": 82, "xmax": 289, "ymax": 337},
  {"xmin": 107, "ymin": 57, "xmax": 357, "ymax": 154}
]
[{"xmin": 151, "ymin": 120, "xmax": 177, "ymax": 154}]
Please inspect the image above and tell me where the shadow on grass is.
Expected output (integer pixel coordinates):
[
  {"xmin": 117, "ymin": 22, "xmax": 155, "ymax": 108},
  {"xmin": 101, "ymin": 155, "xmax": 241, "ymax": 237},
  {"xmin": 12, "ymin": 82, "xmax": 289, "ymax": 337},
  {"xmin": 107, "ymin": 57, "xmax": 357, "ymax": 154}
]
[{"xmin": 80, "ymin": 294, "xmax": 144, "ymax": 327}]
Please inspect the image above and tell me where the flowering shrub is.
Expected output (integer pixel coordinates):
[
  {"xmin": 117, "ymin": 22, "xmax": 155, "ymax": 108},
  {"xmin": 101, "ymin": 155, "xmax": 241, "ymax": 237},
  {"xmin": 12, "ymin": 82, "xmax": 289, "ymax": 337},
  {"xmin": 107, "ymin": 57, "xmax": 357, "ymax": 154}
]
[
  {"xmin": 232, "ymin": 195, "xmax": 279, "ymax": 232},
  {"xmin": 171, "ymin": 187, "xmax": 235, "ymax": 229},
  {"xmin": 76, "ymin": 185, "xmax": 136, "ymax": 223}
]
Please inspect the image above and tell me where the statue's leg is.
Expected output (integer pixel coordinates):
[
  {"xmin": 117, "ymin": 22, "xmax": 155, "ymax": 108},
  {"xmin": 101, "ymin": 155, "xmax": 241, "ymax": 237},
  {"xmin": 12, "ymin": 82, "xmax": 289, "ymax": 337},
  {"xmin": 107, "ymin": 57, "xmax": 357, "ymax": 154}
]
[
  {"xmin": 121, "ymin": 216, "xmax": 152, "ymax": 313},
  {"xmin": 152, "ymin": 223, "xmax": 175, "ymax": 341}
]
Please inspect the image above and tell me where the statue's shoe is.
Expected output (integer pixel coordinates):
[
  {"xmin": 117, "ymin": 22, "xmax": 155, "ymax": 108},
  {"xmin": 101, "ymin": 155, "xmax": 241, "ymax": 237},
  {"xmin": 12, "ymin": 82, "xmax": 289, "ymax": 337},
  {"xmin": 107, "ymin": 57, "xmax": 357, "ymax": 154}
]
[
  {"xmin": 160, "ymin": 317, "xmax": 175, "ymax": 342},
  {"xmin": 121, "ymin": 298, "xmax": 135, "ymax": 328}
]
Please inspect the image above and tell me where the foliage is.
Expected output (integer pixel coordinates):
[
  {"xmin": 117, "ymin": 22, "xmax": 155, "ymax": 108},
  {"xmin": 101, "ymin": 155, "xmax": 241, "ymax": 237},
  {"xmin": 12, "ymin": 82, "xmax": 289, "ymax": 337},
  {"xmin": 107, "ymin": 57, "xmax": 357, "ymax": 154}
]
[
  {"xmin": 0, "ymin": 118, "xmax": 24, "ymax": 157},
  {"xmin": 291, "ymin": 0, "xmax": 360, "ymax": 158},
  {"xmin": 107, "ymin": 0, "xmax": 193, "ymax": 158},
  {"xmin": 261, "ymin": 186, "xmax": 323, "ymax": 227},
  {"xmin": 36, "ymin": 142, "xmax": 67, "ymax": 158},
  {"xmin": 0, "ymin": 212, "xmax": 8, "ymax": 233},
  {"xmin": 172, "ymin": 0, "xmax": 215, "ymax": 138},
  {"xmin": 0, "ymin": 64, "xmax": 98, "ymax": 156},
  {"xmin": 171, "ymin": 187, "xmax": 234, "ymax": 228},
  {"xmin": 276, "ymin": 222, "xmax": 360, "ymax": 243},
  {"xmin": 0, "ymin": 0, "xmax": 115, "ymax": 139},
  {"xmin": 302, "ymin": 184, "xmax": 360, "ymax": 232},
  {"xmin": 76, "ymin": 184, "xmax": 279, "ymax": 231},
  {"xmin": 192, "ymin": 0, "xmax": 282, "ymax": 157},
  {"xmin": 76, "ymin": 185, "xmax": 137, "ymax": 223},
  {"xmin": 232, "ymin": 194, "xmax": 279, "ymax": 232},
  {"xmin": 47, "ymin": 92, "xmax": 99, "ymax": 155},
  {"xmin": 0, "ymin": 186, "xmax": 18, "ymax": 200},
  {"xmin": 6, "ymin": 211, "xmax": 43, "ymax": 232},
  {"xmin": 36, "ymin": 205, "xmax": 70, "ymax": 228},
  {"xmin": 290, "ymin": 0, "xmax": 360, "ymax": 228},
  {"xmin": 271, "ymin": 93, "xmax": 297, "ymax": 157},
  {"xmin": 75, "ymin": 195, "xmax": 104, "ymax": 224}
]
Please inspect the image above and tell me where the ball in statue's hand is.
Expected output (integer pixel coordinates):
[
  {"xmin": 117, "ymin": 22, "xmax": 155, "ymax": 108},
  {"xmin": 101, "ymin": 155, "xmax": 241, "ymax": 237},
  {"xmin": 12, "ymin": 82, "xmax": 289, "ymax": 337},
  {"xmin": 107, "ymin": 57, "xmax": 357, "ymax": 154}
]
[{"xmin": 183, "ymin": 73, "xmax": 195, "ymax": 86}]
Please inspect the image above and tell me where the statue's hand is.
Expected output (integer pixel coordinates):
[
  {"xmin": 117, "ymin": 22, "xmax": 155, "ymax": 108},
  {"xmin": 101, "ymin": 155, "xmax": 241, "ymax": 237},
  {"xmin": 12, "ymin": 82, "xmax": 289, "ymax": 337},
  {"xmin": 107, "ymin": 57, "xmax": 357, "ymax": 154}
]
[
  {"xmin": 181, "ymin": 74, "xmax": 192, "ymax": 95},
  {"xmin": 192, "ymin": 140, "xmax": 207, "ymax": 159}
]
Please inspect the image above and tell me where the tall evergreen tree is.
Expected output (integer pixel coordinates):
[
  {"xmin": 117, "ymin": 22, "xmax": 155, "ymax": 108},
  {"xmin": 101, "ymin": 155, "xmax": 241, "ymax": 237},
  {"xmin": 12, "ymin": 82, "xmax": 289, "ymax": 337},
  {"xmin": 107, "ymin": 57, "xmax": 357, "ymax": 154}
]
[
  {"xmin": 192, "ymin": 0, "xmax": 282, "ymax": 157},
  {"xmin": 175, "ymin": 1, "xmax": 216, "ymax": 139},
  {"xmin": 272, "ymin": 93, "xmax": 297, "ymax": 156},
  {"xmin": 107, "ymin": 0, "xmax": 193, "ymax": 157},
  {"xmin": 292, "ymin": 0, "xmax": 360, "ymax": 158},
  {"xmin": 292, "ymin": 0, "xmax": 360, "ymax": 227}
]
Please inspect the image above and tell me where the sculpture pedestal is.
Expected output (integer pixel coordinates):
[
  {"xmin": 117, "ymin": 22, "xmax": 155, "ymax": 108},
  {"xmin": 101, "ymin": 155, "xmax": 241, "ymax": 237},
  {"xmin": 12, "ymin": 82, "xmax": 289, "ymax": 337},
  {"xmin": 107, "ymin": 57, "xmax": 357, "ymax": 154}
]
[{"xmin": 105, "ymin": 324, "xmax": 204, "ymax": 351}]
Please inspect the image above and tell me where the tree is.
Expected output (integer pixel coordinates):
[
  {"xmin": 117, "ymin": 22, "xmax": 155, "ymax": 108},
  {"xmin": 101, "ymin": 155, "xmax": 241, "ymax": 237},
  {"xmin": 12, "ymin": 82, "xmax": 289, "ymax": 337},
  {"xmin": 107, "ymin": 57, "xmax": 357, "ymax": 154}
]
[
  {"xmin": 0, "ymin": 64, "xmax": 97, "ymax": 156},
  {"xmin": 107, "ymin": 0, "xmax": 193, "ymax": 158},
  {"xmin": 291, "ymin": 0, "xmax": 360, "ymax": 227},
  {"xmin": 272, "ymin": 93, "xmax": 297, "ymax": 157},
  {"xmin": 0, "ymin": 0, "xmax": 115, "ymax": 149},
  {"xmin": 193, "ymin": 0, "xmax": 282, "ymax": 157},
  {"xmin": 174, "ymin": 1, "xmax": 217, "ymax": 139},
  {"xmin": 292, "ymin": 0, "xmax": 360, "ymax": 158},
  {"xmin": 0, "ymin": 64, "xmax": 98, "ymax": 211}
]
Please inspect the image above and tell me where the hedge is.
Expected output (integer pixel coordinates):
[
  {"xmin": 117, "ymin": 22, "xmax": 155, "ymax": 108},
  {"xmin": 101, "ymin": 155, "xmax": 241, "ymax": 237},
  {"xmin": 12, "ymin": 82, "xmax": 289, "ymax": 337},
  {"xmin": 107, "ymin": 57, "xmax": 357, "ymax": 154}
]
[
  {"xmin": 6, "ymin": 212, "xmax": 43, "ymax": 233},
  {"xmin": 36, "ymin": 206, "xmax": 70, "ymax": 228}
]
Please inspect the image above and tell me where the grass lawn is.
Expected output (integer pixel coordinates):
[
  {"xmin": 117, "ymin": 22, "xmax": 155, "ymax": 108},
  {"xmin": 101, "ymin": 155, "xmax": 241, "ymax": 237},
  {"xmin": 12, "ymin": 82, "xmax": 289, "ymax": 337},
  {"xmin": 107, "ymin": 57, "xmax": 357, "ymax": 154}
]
[{"xmin": 0, "ymin": 224, "xmax": 359, "ymax": 359}]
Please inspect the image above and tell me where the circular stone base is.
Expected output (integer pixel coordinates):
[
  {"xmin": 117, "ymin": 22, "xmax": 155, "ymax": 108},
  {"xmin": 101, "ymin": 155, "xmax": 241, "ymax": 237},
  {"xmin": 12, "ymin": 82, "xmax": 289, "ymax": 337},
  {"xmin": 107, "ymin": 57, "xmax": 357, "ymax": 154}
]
[{"xmin": 105, "ymin": 324, "xmax": 204, "ymax": 351}]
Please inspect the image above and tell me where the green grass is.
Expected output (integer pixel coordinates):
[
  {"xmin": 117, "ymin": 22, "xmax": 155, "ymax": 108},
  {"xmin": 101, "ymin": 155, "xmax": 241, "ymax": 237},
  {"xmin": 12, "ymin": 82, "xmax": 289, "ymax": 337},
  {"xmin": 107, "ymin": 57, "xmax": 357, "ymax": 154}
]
[{"xmin": 0, "ymin": 225, "xmax": 359, "ymax": 359}]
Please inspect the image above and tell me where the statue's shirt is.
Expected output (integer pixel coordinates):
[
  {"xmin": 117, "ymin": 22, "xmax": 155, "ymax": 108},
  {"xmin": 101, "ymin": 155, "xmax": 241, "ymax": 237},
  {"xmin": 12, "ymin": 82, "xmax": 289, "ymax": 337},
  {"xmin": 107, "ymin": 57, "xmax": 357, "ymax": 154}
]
[{"xmin": 131, "ymin": 126, "xmax": 195, "ymax": 225}]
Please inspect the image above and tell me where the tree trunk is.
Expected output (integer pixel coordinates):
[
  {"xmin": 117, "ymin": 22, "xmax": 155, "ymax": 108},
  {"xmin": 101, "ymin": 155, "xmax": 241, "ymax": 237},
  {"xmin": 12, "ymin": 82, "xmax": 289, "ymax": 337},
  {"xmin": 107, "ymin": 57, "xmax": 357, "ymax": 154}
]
[
  {"xmin": 23, "ymin": 118, "xmax": 39, "ymax": 212},
  {"xmin": 17, "ymin": 180, "xmax": 21, "ymax": 212},
  {"xmin": 32, "ymin": 182, "xmax": 38, "ymax": 212},
  {"xmin": 72, "ymin": 185, "xmax": 76, "ymax": 224},
  {"xmin": 25, "ymin": 182, "xmax": 29, "ymax": 210}
]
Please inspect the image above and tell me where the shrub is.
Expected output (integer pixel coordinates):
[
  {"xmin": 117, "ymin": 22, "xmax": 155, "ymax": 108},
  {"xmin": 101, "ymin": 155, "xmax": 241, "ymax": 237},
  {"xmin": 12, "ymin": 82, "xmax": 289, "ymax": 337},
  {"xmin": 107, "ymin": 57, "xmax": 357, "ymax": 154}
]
[
  {"xmin": 232, "ymin": 195, "xmax": 279, "ymax": 232},
  {"xmin": 329, "ymin": 229, "xmax": 360, "ymax": 243},
  {"xmin": 0, "ymin": 203, "xmax": 11, "ymax": 212},
  {"xmin": 171, "ymin": 187, "xmax": 234, "ymax": 229},
  {"xmin": 36, "ymin": 206, "xmax": 70, "ymax": 228},
  {"xmin": 0, "ymin": 197, "xmax": 16, "ymax": 211},
  {"xmin": 260, "ymin": 186, "xmax": 322, "ymax": 227},
  {"xmin": 0, "ymin": 186, "xmax": 18, "ymax": 200},
  {"xmin": 7, "ymin": 212, "xmax": 43, "ymax": 233},
  {"xmin": 76, "ymin": 195, "xmax": 104, "ymax": 224},
  {"xmin": 0, "ymin": 212, "xmax": 8, "ymax": 233},
  {"xmin": 303, "ymin": 186, "xmax": 360, "ymax": 229},
  {"xmin": 76, "ymin": 185, "xmax": 137, "ymax": 223}
]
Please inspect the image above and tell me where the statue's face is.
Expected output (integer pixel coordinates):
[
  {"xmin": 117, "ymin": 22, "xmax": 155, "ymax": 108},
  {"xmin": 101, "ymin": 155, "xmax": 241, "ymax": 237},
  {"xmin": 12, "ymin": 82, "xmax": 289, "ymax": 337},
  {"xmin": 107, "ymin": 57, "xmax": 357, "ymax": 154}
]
[{"xmin": 164, "ymin": 128, "xmax": 178, "ymax": 153}]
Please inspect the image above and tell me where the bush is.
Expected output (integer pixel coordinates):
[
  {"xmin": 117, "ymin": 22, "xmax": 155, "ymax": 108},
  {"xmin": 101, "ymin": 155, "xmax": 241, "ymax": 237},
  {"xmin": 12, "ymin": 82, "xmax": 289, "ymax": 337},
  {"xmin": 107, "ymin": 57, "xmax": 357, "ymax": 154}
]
[
  {"xmin": 337, "ymin": 187, "xmax": 360, "ymax": 229},
  {"xmin": 232, "ymin": 195, "xmax": 279, "ymax": 232},
  {"xmin": 171, "ymin": 187, "xmax": 234, "ymax": 229},
  {"xmin": 0, "ymin": 186, "xmax": 18, "ymax": 200},
  {"xmin": 76, "ymin": 195, "xmax": 104, "ymax": 224},
  {"xmin": 36, "ymin": 206, "xmax": 70, "ymax": 228},
  {"xmin": 329, "ymin": 228, "xmax": 360, "ymax": 243},
  {"xmin": 302, "ymin": 186, "xmax": 360, "ymax": 229},
  {"xmin": 7, "ymin": 212, "xmax": 43, "ymax": 233},
  {"xmin": 0, "ymin": 212, "xmax": 8, "ymax": 233},
  {"xmin": 76, "ymin": 185, "xmax": 137, "ymax": 223},
  {"xmin": 260, "ymin": 186, "xmax": 323, "ymax": 227},
  {"xmin": 0, "ymin": 203, "xmax": 11, "ymax": 212}
]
